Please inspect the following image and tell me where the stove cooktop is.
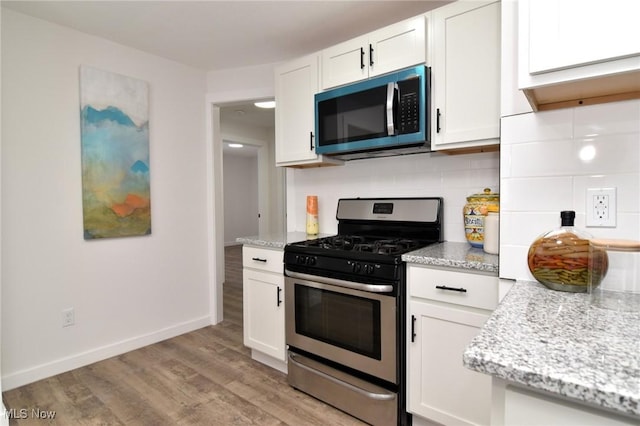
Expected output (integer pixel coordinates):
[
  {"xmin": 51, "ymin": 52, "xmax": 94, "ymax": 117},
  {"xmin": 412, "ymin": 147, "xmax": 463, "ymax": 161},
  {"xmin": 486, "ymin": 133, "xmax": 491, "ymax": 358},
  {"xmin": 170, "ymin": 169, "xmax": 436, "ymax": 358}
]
[{"xmin": 289, "ymin": 234, "xmax": 425, "ymax": 257}]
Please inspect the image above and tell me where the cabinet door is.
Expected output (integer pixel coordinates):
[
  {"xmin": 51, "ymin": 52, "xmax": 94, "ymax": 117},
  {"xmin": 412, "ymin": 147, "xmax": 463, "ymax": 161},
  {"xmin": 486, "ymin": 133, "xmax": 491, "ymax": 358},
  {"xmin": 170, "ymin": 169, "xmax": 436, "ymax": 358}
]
[
  {"xmin": 431, "ymin": 1, "xmax": 500, "ymax": 151},
  {"xmin": 274, "ymin": 54, "xmax": 320, "ymax": 165},
  {"xmin": 243, "ymin": 269, "xmax": 285, "ymax": 361},
  {"xmin": 525, "ymin": 0, "xmax": 640, "ymax": 75},
  {"xmin": 517, "ymin": 0, "xmax": 640, "ymax": 111},
  {"xmin": 369, "ymin": 16, "xmax": 426, "ymax": 78},
  {"xmin": 275, "ymin": 55, "xmax": 343, "ymax": 167},
  {"xmin": 408, "ymin": 300, "xmax": 492, "ymax": 425},
  {"xmin": 321, "ymin": 35, "xmax": 369, "ymax": 90}
]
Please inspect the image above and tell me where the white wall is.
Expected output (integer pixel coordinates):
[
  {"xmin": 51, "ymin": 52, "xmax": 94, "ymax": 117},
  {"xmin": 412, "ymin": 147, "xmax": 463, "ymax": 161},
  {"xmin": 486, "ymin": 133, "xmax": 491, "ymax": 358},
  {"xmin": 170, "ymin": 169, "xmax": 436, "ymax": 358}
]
[
  {"xmin": 287, "ymin": 151, "xmax": 500, "ymax": 241},
  {"xmin": 500, "ymin": 100, "xmax": 640, "ymax": 280},
  {"xmin": 207, "ymin": 63, "xmax": 276, "ymax": 96},
  {"xmin": 0, "ymin": 4, "xmax": 6, "ymax": 422},
  {"xmin": 223, "ymin": 154, "xmax": 259, "ymax": 244},
  {"xmin": 220, "ymin": 117, "xmax": 283, "ymax": 237},
  {"xmin": 1, "ymin": 10, "xmax": 210, "ymax": 389}
]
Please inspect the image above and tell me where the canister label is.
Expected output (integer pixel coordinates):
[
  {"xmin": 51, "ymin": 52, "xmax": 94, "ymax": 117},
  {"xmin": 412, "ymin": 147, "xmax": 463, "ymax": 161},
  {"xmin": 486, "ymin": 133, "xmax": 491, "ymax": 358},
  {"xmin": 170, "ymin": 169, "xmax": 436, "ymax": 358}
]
[{"xmin": 464, "ymin": 209, "xmax": 485, "ymax": 248}]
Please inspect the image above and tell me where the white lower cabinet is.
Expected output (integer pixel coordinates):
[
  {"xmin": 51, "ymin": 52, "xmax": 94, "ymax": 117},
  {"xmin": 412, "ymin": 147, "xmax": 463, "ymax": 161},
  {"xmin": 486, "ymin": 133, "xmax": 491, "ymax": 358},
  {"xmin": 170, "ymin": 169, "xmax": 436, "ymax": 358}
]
[
  {"xmin": 494, "ymin": 379, "xmax": 639, "ymax": 426},
  {"xmin": 407, "ymin": 265, "xmax": 497, "ymax": 425},
  {"xmin": 242, "ymin": 246, "xmax": 286, "ymax": 371}
]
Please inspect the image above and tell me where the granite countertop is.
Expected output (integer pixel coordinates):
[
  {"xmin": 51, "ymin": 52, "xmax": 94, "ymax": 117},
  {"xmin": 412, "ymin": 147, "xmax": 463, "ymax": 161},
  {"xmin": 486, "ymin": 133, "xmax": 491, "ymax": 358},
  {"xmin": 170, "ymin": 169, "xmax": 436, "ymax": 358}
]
[
  {"xmin": 237, "ymin": 237, "xmax": 499, "ymax": 275},
  {"xmin": 463, "ymin": 280, "xmax": 640, "ymax": 418},
  {"xmin": 236, "ymin": 232, "xmax": 332, "ymax": 249},
  {"xmin": 402, "ymin": 241, "xmax": 499, "ymax": 274}
]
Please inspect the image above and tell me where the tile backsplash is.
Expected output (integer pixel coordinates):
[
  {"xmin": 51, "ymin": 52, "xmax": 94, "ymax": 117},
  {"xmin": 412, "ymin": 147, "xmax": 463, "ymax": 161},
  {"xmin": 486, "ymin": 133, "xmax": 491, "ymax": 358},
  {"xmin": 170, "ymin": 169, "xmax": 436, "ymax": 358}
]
[
  {"xmin": 500, "ymin": 99, "xmax": 640, "ymax": 280},
  {"xmin": 287, "ymin": 150, "xmax": 500, "ymax": 243}
]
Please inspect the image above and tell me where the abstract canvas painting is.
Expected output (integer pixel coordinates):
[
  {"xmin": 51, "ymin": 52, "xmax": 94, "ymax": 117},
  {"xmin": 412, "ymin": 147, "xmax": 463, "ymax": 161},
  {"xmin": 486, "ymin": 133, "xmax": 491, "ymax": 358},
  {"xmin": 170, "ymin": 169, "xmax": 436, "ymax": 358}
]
[{"xmin": 80, "ymin": 66, "xmax": 151, "ymax": 239}]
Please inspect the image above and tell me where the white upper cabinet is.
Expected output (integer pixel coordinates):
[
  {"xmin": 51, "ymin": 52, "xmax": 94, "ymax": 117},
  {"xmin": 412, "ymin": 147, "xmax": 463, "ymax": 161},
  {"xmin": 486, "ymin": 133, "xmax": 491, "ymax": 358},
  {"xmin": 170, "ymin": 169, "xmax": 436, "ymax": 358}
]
[
  {"xmin": 321, "ymin": 16, "xmax": 426, "ymax": 90},
  {"xmin": 518, "ymin": 0, "xmax": 640, "ymax": 111},
  {"xmin": 274, "ymin": 54, "xmax": 342, "ymax": 167},
  {"xmin": 430, "ymin": 1, "xmax": 501, "ymax": 152}
]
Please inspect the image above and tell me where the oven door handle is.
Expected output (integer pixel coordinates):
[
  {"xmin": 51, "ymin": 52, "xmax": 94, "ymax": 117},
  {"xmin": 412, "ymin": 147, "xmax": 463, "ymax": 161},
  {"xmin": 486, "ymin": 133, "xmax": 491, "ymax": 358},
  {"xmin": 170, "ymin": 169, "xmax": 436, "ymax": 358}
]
[
  {"xmin": 288, "ymin": 352, "xmax": 396, "ymax": 401},
  {"xmin": 285, "ymin": 270, "xmax": 393, "ymax": 293}
]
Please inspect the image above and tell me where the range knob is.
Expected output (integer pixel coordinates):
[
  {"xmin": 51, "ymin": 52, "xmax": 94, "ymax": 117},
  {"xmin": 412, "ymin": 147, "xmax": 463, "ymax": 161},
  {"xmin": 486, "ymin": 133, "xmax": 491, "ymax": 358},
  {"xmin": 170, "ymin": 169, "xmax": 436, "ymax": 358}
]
[
  {"xmin": 364, "ymin": 264, "xmax": 374, "ymax": 274},
  {"xmin": 350, "ymin": 262, "xmax": 362, "ymax": 273},
  {"xmin": 307, "ymin": 256, "xmax": 316, "ymax": 266}
]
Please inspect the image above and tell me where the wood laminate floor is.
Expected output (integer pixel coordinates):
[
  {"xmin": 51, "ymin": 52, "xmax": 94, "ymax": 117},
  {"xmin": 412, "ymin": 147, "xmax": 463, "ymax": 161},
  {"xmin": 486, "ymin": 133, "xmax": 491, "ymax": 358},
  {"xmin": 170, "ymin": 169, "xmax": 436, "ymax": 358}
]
[{"xmin": 2, "ymin": 245, "xmax": 365, "ymax": 425}]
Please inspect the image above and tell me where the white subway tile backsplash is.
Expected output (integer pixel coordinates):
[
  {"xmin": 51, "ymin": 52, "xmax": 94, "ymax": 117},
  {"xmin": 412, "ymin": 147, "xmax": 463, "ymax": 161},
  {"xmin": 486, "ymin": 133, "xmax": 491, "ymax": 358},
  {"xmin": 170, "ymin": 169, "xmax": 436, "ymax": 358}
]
[
  {"xmin": 501, "ymin": 176, "xmax": 573, "ymax": 212},
  {"xmin": 577, "ymin": 133, "xmax": 640, "ymax": 174},
  {"xmin": 500, "ymin": 143, "xmax": 512, "ymax": 178},
  {"xmin": 290, "ymin": 151, "xmax": 500, "ymax": 239},
  {"xmin": 500, "ymin": 100, "xmax": 640, "ymax": 280},
  {"xmin": 574, "ymin": 99, "xmax": 640, "ymax": 137},
  {"xmin": 501, "ymin": 211, "xmax": 559, "ymax": 246},
  {"xmin": 501, "ymin": 107, "xmax": 572, "ymax": 144},
  {"xmin": 509, "ymin": 139, "xmax": 575, "ymax": 177},
  {"xmin": 499, "ymin": 244, "xmax": 531, "ymax": 281}
]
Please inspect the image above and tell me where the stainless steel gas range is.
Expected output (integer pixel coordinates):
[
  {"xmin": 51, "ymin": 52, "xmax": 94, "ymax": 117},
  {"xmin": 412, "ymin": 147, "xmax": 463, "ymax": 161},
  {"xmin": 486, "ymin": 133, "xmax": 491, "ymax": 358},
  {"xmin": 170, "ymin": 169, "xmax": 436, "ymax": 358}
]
[{"xmin": 284, "ymin": 197, "xmax": 443, "ymax": 426}]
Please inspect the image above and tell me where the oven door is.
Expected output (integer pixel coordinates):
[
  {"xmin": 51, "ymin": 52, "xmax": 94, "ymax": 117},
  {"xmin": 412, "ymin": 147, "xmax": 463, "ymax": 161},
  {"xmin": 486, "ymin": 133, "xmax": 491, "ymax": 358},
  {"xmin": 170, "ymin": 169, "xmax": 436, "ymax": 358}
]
[{"xmin": 285, "ymin": 274, "xmax": 397, "ymax": 384}]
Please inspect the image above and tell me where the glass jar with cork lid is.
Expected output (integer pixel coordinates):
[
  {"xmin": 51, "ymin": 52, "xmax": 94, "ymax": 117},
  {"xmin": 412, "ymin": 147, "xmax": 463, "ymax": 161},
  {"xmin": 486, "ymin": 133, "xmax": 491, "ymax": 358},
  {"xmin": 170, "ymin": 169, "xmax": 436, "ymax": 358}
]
[{"xmin": 589, "ymin": 238, "xmax": 640, "ymax": 311}]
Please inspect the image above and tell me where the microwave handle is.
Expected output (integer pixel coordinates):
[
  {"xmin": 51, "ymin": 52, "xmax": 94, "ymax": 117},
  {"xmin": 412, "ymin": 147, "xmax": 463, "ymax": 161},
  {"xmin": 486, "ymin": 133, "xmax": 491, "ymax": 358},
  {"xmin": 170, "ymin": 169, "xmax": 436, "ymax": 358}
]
[{"xmin": 386, "ymin": 82, "xmax": 398, "ymax": 136}]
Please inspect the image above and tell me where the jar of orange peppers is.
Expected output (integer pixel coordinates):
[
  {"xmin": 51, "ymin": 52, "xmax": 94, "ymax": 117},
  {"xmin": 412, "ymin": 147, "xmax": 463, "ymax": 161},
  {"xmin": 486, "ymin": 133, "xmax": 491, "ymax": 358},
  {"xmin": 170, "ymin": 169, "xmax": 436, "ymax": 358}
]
[{"xmin": 527, "ymin": 211, "xmax": 607, "ymax": 292}]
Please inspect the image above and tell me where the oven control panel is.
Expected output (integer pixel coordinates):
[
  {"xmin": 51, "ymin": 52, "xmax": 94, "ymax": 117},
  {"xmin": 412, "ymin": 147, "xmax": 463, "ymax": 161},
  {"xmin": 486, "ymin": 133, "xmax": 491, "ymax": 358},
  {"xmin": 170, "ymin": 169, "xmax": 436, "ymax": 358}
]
[
  {"xmin": 284, "ymin": 252, "xmax": 399, "ymax": 281},
  {"xmin": 292, "ymin": 254, "xmax": 317, "ymax": 266},
  {"xmin": 347, "ymin": 260, "xmax": 380, "ymax": 275}
]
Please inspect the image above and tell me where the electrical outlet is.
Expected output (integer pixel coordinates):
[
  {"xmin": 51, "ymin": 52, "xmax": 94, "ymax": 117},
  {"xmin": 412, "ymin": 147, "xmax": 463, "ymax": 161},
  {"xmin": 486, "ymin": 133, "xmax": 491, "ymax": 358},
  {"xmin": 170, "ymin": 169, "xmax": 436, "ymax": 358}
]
[
  {"xmin": 62, "ymin": 308, "xmax": 75, "ymax": 327},
  {"xmin": 586, "ymin": 188, "xmax": 617, "ymax": 227}
]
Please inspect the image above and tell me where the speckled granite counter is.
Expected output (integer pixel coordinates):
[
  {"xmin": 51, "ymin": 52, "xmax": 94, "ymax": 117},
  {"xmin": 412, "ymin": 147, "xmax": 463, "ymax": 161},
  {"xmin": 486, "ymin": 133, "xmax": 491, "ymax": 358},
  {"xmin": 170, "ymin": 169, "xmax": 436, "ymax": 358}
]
[
  {"xmin": 463, "ymin": 280, "xmax": 640, "ymax": 418},
  {"xmin": 402, "ymin": 241, "xmax": 499, "ymax": 274},
  {"xmin": 236, "ymin": 232, "xmax": 332, "ymax": 249}
]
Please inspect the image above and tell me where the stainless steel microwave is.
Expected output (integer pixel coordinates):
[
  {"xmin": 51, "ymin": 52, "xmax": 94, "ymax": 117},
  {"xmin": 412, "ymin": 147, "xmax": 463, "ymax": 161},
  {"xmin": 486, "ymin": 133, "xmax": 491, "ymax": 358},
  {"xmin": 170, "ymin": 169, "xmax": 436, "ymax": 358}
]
[{"xmin": 315, "ymin": 65, "xmax": 430, "ymax": 160}]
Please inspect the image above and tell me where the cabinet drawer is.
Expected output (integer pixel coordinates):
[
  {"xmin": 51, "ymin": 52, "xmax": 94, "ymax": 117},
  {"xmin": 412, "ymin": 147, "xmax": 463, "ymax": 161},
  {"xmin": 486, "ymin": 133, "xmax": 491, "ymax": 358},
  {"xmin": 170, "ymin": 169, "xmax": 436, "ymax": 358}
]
[
  {"xmin": 242, "ymin": 246, "xmax": 283, "ymax": 274},
  {"xmin": 408, "ymin": 266, "xmax": 498, "ymax": 310}
]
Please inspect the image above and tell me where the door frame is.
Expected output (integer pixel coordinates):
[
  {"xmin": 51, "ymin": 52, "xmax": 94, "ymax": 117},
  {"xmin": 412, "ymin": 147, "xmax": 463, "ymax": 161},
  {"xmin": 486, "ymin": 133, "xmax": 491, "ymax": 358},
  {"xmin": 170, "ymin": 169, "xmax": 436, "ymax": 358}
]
[{"xmin": 205, "ymin": 88, "xmax": 275, "ymax": 324}]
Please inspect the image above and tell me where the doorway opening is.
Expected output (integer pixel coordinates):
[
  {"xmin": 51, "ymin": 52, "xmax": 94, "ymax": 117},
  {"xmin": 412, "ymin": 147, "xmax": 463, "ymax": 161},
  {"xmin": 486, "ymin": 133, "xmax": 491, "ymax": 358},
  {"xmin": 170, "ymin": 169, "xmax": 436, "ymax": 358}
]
[{"xmin": 206, "ymin": 96, "xmax": 284, "ymax": 325}]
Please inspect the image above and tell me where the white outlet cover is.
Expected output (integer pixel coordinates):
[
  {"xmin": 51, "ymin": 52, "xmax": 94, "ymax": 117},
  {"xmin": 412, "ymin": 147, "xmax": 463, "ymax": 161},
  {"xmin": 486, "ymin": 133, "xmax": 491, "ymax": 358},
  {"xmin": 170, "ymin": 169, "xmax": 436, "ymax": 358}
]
[{"xmin": 586, "ymin": 187, "xmax": 617, "ymax": 227}]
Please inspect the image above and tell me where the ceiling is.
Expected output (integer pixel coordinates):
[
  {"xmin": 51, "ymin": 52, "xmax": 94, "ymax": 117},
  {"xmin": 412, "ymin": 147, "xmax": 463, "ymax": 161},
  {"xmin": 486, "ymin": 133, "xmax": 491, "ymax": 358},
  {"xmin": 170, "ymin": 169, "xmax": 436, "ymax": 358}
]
[
  {"xmin": 2, "ymin": 0, "xmax": 449, "ymax": 157},
  {"xmin": 1, "ymin": 0, "xmax": 449, "ymax": 71}
]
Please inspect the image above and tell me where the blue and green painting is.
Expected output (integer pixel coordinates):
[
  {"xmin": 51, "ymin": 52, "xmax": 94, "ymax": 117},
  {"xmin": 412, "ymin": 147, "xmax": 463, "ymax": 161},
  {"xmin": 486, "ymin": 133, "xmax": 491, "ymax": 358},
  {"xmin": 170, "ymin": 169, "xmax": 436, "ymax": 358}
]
[{"xmin": 80, "ymin": 66, "xmax": 151, "ymax": 239}]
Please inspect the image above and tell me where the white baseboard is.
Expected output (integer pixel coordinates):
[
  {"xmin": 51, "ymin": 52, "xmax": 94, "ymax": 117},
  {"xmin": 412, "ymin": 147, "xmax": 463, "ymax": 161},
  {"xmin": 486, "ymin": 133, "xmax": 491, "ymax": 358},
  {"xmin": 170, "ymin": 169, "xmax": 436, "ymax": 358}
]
[
  {"xmin": 251, "ymin": 349, "xmax": 287, "ymax": 374},
  {"xmin": 1, "ymin": 316, "xmax": 211, "ymax": 391},
  {"xmin": 1, "ymin": 402, "xmax": 9, "ymax": 426}
]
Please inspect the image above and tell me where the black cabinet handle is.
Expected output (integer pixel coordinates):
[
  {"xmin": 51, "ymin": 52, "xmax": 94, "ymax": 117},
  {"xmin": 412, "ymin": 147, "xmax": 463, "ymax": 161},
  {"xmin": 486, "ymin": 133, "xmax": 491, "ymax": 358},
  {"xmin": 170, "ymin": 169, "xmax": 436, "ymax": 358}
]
[
  {"xmin": 252, "ymin": 257, "xmax": 267, "ymax": 263},
  {"xmin": 411, "ymin": 315, "xmax": 417, "ymax": 343},
  {"xmin": 435, "ymin": 285, "xmax": 467, "ymax": 293},
  {"xmin": 369, "ymin": 44, "xmax": 374, "ymax": 67},
  {"xmin": 277, "ymin": 286, "xmax": 282, "ymax": 307},
  {"xmin": 310, "ymin": 131, "xmax": 314, "ymax": 150},
  {"xmin": 436, "ymin": 108, "xmax": 441, "ymax": 133},
  {"xmin": 360, "ymin": 47, "xmax": 365, "ymax": 69}
]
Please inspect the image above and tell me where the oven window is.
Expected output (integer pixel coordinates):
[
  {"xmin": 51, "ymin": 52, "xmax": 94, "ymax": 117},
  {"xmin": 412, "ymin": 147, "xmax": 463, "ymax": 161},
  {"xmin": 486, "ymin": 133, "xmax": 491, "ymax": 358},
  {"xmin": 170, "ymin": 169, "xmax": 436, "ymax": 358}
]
[{"xmin": 294, "ymin": 284, "xmax": 382, "ymax": 360}]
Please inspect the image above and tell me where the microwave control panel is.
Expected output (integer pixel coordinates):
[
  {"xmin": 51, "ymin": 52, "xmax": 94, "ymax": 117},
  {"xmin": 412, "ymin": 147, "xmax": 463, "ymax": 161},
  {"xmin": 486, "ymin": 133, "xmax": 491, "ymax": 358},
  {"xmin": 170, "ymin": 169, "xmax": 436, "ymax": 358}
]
[{"xmin": 397, "ymin": 77, "xmax": 420, "ymax": 135}]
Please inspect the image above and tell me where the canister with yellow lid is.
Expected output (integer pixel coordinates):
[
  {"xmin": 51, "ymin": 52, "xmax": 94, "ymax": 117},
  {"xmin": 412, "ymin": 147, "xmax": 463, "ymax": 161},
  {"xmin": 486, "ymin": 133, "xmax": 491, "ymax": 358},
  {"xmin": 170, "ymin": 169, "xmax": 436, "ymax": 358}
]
[{"xmin": 463, "ymin": 188, "xmax": 499, "ymax": 248}]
